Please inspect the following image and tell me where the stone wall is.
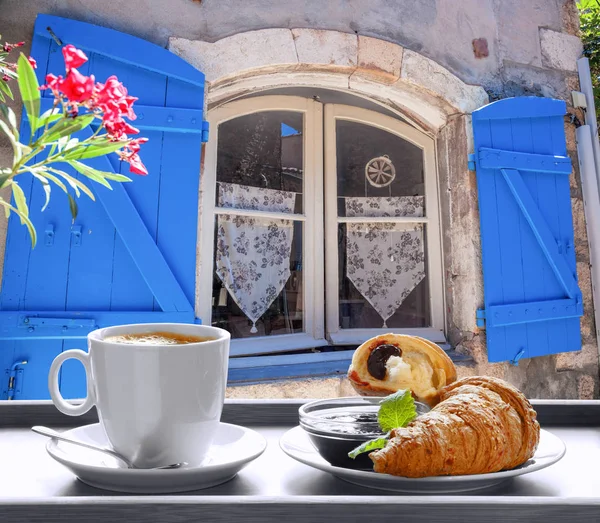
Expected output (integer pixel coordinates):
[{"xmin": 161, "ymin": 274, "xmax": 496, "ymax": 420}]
[{"xmin": 0, "ymin": 0, "xmax": 597, "ymax": 399}]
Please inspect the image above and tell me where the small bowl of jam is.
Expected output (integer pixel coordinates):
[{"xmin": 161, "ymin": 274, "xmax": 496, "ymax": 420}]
[{"xmin": 299, "ymin": 397, "xmax": 429, "ymax": 470}]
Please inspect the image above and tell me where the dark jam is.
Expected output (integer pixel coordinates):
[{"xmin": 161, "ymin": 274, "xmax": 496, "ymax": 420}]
[
  {"xmin": 367, "ymin": 344, "xmax": 402, "ymax": 380},
  {"xmin": 311, "ymin": 411, "xmax": 384, "ymax": 437}
]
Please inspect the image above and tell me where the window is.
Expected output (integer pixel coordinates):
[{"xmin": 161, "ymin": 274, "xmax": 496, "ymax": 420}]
[{"xmin": 199, "ymin": 96, "xmax": 444, "ymax": 358}]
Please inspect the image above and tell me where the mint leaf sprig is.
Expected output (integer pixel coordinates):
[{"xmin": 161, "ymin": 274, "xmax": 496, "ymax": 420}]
[{"xmin": 348, "ymin": 389, "xmax": 417, "ymax": 459}]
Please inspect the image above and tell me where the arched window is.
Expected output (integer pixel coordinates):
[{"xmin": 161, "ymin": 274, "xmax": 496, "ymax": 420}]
[{"xmin": 199, "ymin": 95, "xmax": 444, "ymax": 356}]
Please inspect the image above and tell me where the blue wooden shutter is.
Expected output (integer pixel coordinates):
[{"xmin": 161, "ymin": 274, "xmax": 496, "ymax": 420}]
[
  {"xmin": 472, "ymin": 97, "xmax": 583, "ymax": 363},
  {"xmin": 0, "ymin": 14, "xmax": 208, "ymax": 399}
]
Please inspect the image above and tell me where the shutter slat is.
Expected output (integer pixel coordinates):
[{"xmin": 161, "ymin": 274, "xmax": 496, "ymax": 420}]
[
  {"xmin": 81, "ymin": 127, "xmax": 194, "ymax": 313},
  {"xmin": 491, "ymin": 117, "xmax": 529, "ymax": 361}
]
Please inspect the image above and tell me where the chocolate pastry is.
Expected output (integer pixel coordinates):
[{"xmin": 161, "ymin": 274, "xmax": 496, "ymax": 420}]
[
  {"xmin": 347, "ymin": 333, "xmax": 457, "ymax": 407},
  {"xmin": 369, "ymin": 376, "xmax": 541, "ymax": 477}
]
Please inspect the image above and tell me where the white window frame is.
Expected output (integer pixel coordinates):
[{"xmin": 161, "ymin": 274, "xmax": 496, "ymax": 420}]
[
  {"xmin": 324, "ymin": 104, "xmax": 445, "ymax": 344},
  {"xmin": 199, "ymin": 96, "xmax": 326, "ymax": 356},
  {"xmin": 199, "ymin": 97, "xmax": 446, "ymax": 356}
]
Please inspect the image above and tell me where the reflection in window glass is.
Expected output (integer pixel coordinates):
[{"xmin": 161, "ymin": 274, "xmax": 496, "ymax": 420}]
[
  {"xmin": 217, "ymin": 111, "xmax": 304, "ymax": 213},
  {"xmin": 336, "ymin": 120, "xmax": 424, "ymax": 217}
]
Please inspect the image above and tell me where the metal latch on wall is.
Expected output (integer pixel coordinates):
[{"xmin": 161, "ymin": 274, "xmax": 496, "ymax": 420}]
[
  {"xmin": 45, "ymin": 224, "xmax": 54, "ymax": 246},
  {"xmin": 4, "ymin": 360, "xmax": 27, "ymax": 400},
  {"xmin": 71, "ymin": 225, "xmax": 82, "ymax": 247},
  {"xmin": 476, "ymin": 308, "xmax": 486, "ymax": 328}
]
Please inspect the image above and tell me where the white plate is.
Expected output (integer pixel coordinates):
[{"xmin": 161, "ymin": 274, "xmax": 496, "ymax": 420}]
[
  {"xmin": 46, "ymin": 422, "xmax": 267, "ymax": 494},
  {"xmin": 280, "ymin": 426, "xmax": 566, "ymax": 494}
]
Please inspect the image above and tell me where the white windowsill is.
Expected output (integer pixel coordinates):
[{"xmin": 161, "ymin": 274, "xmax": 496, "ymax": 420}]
[
  {"xmin": 328, "ymin": 328, "xmax": 446, "ymax": 345},
  {"xmin": 230, "ymin": 333, "xmax": 329, "ymax": 357}
]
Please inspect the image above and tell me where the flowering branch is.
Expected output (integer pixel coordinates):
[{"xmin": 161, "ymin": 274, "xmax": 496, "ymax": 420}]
[{"xmin": 0, "ymin": 41, "xmax": 148, "ymax": 247}]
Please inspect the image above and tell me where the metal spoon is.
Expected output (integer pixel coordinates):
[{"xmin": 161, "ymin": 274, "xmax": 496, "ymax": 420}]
[{"xmin": 31, "ymin": 426, "xmax": 186, "ymax": 470}]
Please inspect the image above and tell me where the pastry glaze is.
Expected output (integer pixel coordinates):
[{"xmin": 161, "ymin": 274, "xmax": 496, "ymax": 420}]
[
  {"xmin": 347, "ymin": 334, "xmax": 457, "ymax": 406},
  {"xmin": 369, "ymin": 376, "xmax": 541, "ymax": 477}
]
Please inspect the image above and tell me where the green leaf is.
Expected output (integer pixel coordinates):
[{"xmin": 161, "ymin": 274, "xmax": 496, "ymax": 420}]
[
  {"xmin": 377, "ymin": 389, "xmax": 418, "ymax": 433},
  {"xmin": 0, "ymin": 104, "xmax": 18, "ymax": 138},
  {"xmin": 11, "ymin": 180, "xmax": 29, "ymax": 222},
  {"xmin": 36, "ymin": 170, "xmax": 67, "ymax": 194},
  {"xmin": 0, "ymin": 196, "xmax": 37, "ymax": 247},
  {"xmin": 0, "ymin": 118, "xmax": 23, "ymax": 164},
  {"xmin": 61, "ymin": 138, "xmax": 126, "ymax": 161},
  {"xmin": 0, "ymin": 77, "xmax": 12, "ymax": 101},
  {"xmin": 64, "ymin": 138, "xmax": 79, "ymax": 151},
  {"xmin": 67, "ymin": 160, "xmax": 113, "ymax": 189},
  {"xmin": 29, "ymin": 171, "xmax": 51, "ymax": 212},
  {"xmin": 97, "ymin": 171, "xmax": 131, "ymax": 183},
  {"xmin": 39, "ymin": 180, "xmax": 51, "ymax": 212},
  {"xmin": 0, "ymin": 171, "xmax": 11, "ymax": 189},
  {"xmin": 41, "ymin": 114, "xmax": 94, "ymax": 144},
  {"xmin": 17, "ymin": 53, "xmax": 40, "ymax": 137},
  {"xmin": 67, "ymin": 193, "xmax": 78, "ymax": 222},
  {"xmin": 46, "ymin": 168, "xmax": 95, "ymax": 200},
  {"xmin": 37, "ymin": 107, "xmax": 63, "ymax": 129},
  {"xmin": 348, "ymin": 435, "xmax": 389, "ymax": 459}
]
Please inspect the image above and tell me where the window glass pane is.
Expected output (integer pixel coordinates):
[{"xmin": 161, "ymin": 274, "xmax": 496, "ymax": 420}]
[
  {"xmin": 337, "ymin": 222, "xmax": 430, "ymax": 329},
  {"xmin": 217, "ymin": 111, "xmax": 303, "ymax": 213},
  {"xmin": 335, "ymin": 120, "xmax": 424, "ymax": 217},
  {"xmin": 212, "ymin": 219, "xmax": 304, "ymax": 339}
]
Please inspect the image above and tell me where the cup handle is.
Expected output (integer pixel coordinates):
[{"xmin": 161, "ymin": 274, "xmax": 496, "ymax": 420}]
[{"xmin": 48, "ymin": 349, "xmax": 96, "ymax": 416}]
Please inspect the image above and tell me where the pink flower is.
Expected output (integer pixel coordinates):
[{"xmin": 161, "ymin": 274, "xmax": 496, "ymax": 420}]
[
  {"xmin": 127, "ymin": 137, "xmax": 148, "ymax": 154},
  {"xmin": 104, "ymin": 119, "xmax": 139, "ymax": 140},
  {"xmin": 62, "ymin": 44, "xmax": 88, "ymax": 71},
  {"xmin": 27, "ymin": 56, "xmax": 37, "ymax": 69},
  {"xmin": 15, "ymin": 42, "xmax": 24, "ymax": 47},
  {"xmin": 128, "ymin": 154, "xmax": 148, "ymax": 175},
  {"xmin": 2, "ymin": 74, "xmax": 9, "ymax": 82},
  {"xmin": 59, "ymin": 69, "xmax": 94, "ymax": 103},
  {"xmin": 118, "ymin": 95, "xmax": 137, "ymax": 120},
  {"xmin": 94, "ymin": 76, "xmax": 138, "ymax": 122},
  {"xmin": 3, "ymin": 43, "xmax": 12, "ymax": 53},
  {"xmin": 95, "ymin": 76, "xmax": 127, "ymax": 104},
  {"xmin": 40, "ymin": 73, "xmax": 63, "ymax": 91}
]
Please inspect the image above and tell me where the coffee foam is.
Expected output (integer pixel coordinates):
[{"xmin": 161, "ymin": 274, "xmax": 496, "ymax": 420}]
[{"xmin": 104, "ymin": 331, "xmax": 215, "ymax": 345}]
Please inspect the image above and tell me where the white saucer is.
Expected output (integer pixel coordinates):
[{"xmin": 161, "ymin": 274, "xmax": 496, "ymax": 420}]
[
  {"xmin": 46, "ymin": 422, "xmax": 267, "ymax": 494},
  {"xmin": 280, "ymin": 426, "xmax": 566, "ymax": 494}
]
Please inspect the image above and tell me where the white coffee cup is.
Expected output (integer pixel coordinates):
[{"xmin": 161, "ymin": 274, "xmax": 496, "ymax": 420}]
[{"xmin": 48, "ymin": 323, "xmax": 231, "ymax": 468}]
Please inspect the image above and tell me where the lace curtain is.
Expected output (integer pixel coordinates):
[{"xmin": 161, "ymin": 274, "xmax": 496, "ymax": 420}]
[
  {"xmin": 215, "ymin": 182, "xmax": 297, "ymax": 333},
  {"xmin": 345, "ymin": 196, "xmax": 425, "ymax": 327}
]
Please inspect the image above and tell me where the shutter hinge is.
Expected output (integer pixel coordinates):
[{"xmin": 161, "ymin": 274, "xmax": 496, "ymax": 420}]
[
  {"xmin": 468, "ymin": 153, "xmax": 476, "ymax": 171},
  {"xmin": 5, "ymin": 360, "xmax": 27, "ymax": 400},
  {"xmin": 201, "ymin": 121, "xmax": 209, "ymax": 143},
  {"xmin": 476, "ymin": 308, "xmax": 486, "ymax": 328}
]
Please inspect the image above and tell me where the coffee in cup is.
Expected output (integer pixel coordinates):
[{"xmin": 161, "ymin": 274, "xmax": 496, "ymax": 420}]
[
  {"xmin": 48, "ymin": 323, "xmax": 230, "ymax": 468},
  {"xmin": 104, "ymin": 331, "xmax": 216, "ymax": 345}
]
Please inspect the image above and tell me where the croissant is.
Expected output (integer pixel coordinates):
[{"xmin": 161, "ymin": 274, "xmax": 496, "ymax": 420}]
[
  {"xmin": 347, "ymin": 334, "xmax": 457, "ymax": 407},
  {"xmin": 369, "ymin": 376, "xmax": 540, "ymax": 477}
]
